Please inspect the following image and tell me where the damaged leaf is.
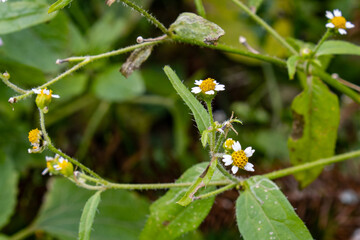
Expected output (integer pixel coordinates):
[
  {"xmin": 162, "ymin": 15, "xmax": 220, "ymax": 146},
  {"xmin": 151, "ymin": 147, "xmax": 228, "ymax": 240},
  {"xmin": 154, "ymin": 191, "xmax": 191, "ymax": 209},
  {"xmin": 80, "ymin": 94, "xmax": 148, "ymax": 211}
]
[
  {"xmin": 120, "ymin": 45, "xmax": 153, "ymax": 78},
  {"xmin": 288, "ymin": 77, "xmax": 339, "ymax": 188},
  {"xmin": 169, "ymin": 12, "xmax": 225, "ymax": 45}
]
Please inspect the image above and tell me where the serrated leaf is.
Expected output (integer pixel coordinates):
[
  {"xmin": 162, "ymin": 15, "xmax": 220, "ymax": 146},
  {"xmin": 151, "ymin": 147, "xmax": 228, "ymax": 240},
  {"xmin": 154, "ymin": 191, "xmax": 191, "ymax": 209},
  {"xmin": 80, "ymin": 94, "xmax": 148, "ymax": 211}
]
[
  {"xmin": 169, "ymin": 12, "xmax": 225, "ymax": 45},
  {"xmin": 316, "ymin": 40, "xmax": 360, "ymax": 56},
  {"xmin": 0, "ymin": 152, "xmax": 18, "ymax": 229},
  {"xmin": 288, "ymin": 77, "xmax": 339, "ymax": 188},
  {"xmin": 236, "ymin": 176, "xmax": 313, "ymax": 240},
  {"xmin": 163, "ymin": 66, "xmax": 210, "ymax": 133},
  {"xmin": 34, "ymin": 178, "xmax": 149, "ymax": 240},
  {"xmin": 120, "ymin": 46, "xmax": 153, "ymax": 78},
  {"xmin": 140, "ymin": 163, "xmax": 224, "ymax": 240},
  {"xmin": 48, "ymin": 0, "xmax": 73, "ymax": 13},
  {"xmin": 78, "ymin": 191, "xmax": 102, "ymax": 240},
  {"xmin": 0, "ymin": 1, "xmax": 56, "ymax": 34},
  {"xmin": 286, "ymin": 55, "xmax": 300, "ymax": 80},
  {"xmin": 92, "ymin": 65, "xmax": 145, "ymax": 102}
]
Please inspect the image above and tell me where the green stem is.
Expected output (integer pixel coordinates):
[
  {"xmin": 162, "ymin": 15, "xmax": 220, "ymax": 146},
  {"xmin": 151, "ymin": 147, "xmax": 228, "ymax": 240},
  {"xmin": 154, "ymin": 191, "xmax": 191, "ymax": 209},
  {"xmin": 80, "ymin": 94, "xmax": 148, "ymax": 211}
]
[
  {"xmin": 59, "ymin": 40, "xmax": 165, "ymax": 63},
  {"xmin": 195, "ymin": 182, "xmax": 237, "ymax": 200},
  {"xmin": 78, "ymin": 172, "xmax": 230, "ymax": 190},
  {"xmin": 8, "ymin": 223, "xmax": 36, "ymax": 240},
  {"xmin": 263, "ymin": 150, "xmax": 360, "ymax": 180},
  {"xmin": 76, "ymin": 101, "xmax": 111, "ymax": 160},
  {"xmin": 39, "ymin": 109, "xmax": 107, "ymax": 184},
  {"xmin": 194, "ymin": 0, "xmax": 206, "ymax": 18},
  {"xmin": 119, "ymin": 0, "xmax": 169, "ymax": 35},
  {"xmin": 0, "ymin": 73, "xmax": 27, "ymax": 94},
  {"xmin": 216, "ymin": 161, "xmax": 239, "ymax": 182},
  {"xmin": 205, "ymin": 99, "xmax": 215, "ymax": 150},
  {"xmin": 230, "ymin": 0, "xmax": 297, "ymax": 55},
  {"xmin": 311, "ymin": 67, "xmax": 360, "ymax": 104},
  {"xmin": 312, "ymin": 29, "xmax": 331, "ymax": 56}
]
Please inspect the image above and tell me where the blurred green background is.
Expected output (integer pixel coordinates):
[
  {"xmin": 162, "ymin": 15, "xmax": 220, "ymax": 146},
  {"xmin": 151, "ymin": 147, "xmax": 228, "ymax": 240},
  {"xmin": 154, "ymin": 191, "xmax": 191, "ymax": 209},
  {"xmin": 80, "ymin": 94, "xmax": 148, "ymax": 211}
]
[{"xmin": 0, "ymin": 0, "xmax": 360, "ymax": 239}]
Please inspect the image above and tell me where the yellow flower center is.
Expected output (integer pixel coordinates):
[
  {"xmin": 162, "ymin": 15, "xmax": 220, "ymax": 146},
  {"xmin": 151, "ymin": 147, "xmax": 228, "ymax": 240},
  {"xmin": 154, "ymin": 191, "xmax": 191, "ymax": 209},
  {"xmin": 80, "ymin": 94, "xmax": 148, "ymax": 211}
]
[
  {"xmin": 331, "ymin": 16, "xmax": 346, "ymax": 29},
  {"xmin": 224, "ymin": 139, "xmax": 235, "ymax": 149},
  {"xmin": 40, "ymin": 88, "xmax": 53, "ymax": 100},
  {"xmin": 231, "ymin": 150, "xmax": 248, "ymax": 169},
  {"xmin": 199, "ymin": 78, "xmax": 216, "ymax": 93},
  {"xmin": 28, "ymin": 128, "xmax": 41, "ymax": 144}
]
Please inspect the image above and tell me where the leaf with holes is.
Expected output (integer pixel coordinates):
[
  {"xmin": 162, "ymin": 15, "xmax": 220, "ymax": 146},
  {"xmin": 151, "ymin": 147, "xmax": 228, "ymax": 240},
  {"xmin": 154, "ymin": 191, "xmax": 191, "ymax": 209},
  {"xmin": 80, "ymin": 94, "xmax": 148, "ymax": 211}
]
[
  {"xmin": 236, "ymin": 176, "xmax": 313, "ymax": 240},
  {"xmin": 288, "ymin": 77, "xmax": 339, "ymax": 188}
]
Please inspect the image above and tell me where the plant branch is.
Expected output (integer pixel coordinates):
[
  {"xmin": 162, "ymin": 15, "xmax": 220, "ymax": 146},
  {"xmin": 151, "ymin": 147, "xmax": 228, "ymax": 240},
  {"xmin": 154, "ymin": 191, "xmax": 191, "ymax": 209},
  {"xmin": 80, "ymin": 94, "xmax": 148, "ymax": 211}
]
[
  {"xmin": 118, "ymin": 0, "xmax": 169, "ymax": 35},
  {"xmin": 39, "ymin": 109, "xmax": 107, "ymax": 183},
  {"xmin": 230, "ymin": 0, "xmax": 298, "ymax": 55},
  {"xmin": 0, "ymin": 73, "xmax": 27, "ymax": 94},
  {"xmin": 194, "ymin": 182, "xmax": 238, "ymax": 200},
  {"xmin": 263, "ymin": 149, "xmax": 360, "ymax": 180}
]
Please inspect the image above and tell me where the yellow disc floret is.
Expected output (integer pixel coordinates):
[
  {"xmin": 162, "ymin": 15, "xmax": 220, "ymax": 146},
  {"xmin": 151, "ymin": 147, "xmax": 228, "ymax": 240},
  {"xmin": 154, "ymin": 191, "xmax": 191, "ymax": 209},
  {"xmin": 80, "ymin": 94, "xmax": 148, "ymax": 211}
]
[
  {"xmin": 231, "ymin": 150, "xmax": 249, "ymax": 169},
  {"xmin": 199, "ymin": 78, "xmax": 216, "ymax": 93},
  {"xmin": 224, "ymin": 138, "xmax": 235, "ymax": 151},
  {"xmin": 28, "ymin": 128, "xmax": 41, "ymax": 144},
  {"xmin": 331, "ymin": 16, "xmax": 346, "ymax": 29}
]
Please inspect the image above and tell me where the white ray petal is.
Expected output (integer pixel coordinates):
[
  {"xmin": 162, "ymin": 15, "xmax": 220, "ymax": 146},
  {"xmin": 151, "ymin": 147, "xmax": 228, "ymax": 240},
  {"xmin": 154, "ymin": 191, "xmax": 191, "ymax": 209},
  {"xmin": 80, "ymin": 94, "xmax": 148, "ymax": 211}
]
[
  {"xmin": 231, "ymin": 165, "xmax": 239, "ymax": 174},
  {"xmin": 244, "ymin": 147, "xmax": 255, "ymax": 157},
  {"xmin": 346, "ymin": 22, "xmax": 355, "ymax": 29},
  {"xmin": 325, "ymin": 11, "xmax": 334, "ymax": 19},
  {"xmin": 205, "ymin": 90, "xmax": 215, "ymax": 95},
  {"xmin": 244, "ymin": 162, "xmax": 255, "ymax": 172},
  {"xmin": 191, "ymin": 87, "xmax": 202, "ymax": 94},
  {"xmin": 338, "ymin": 28, "xmax": 347, "ymax": 35},
  {"xmin": 326, "ymin": 23, "xmax": 335, "ymax": 28},
  {"xmin": 232, "ymin": 141, "xmax": 241, "ymax": 151},
  {"xmin": 333, "ymin": 9, "xmax": 342, "ymax": 17}
]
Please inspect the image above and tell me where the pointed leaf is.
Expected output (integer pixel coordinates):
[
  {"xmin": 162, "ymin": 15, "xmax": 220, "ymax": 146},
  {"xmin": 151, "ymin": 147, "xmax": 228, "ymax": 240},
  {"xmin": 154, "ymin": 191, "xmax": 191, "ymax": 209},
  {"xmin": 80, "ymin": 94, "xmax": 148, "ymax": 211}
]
[
  {"xmin": 78, "ymin": 191, "xmax": 102, "ymax": 240},
  {"xmin": 0, "ymin": 1, "xmax": 56, "ymax": 34},
  {"xmin": 236, "ymin": 176, "xmax": 313, "ymax": 240},
  {"xmin": 286, "ymin": 55, "xmax": 300, "ymax": 80},
  {"xmin": 288, "ymin": 77, "xmax": 339, "ymax": 188},
  {"xmin": 140, "ymin": 163, "xmax": 224, "ymax": 240},
  {"xmin": 201, "ymin": 130, "xmax": 210, "ymax": 147},
  {"xmin": 316, "ymin": 40, "xmax": 360, "ymax": 56},
  {"xmin": 169, "ymin": 12, "xmax": 225, "ymax": 45},
  {"xmin": 164, "ymin": 66, "xmax": 211, "ymax": 133},
  {"xmin": 0, "ymin": 153, "xmax": 18, "ymax": 229},
  {"xmin": 48, "ymin": 0, "xmax": 74, "ymax": 13}
]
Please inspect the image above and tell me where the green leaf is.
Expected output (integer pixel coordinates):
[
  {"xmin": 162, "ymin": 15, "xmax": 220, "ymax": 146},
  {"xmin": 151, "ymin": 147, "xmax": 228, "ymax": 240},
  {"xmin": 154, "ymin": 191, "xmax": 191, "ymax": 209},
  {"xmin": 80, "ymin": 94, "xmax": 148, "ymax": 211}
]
[
  {"xmin": 48, "ymin": 0, "xmax": 73, "ymax": 13},
  {"xmin": 286, "ymin": 55, "xmax": 300, "ymax": 80},
  {"xmin": 140, "ymin": 163, "xmax": 223, "ymax": 240},
  {"xmin": 0, "ymin": 1, "xmax": 56, "ymax": 34},
  {"xmin": 163, "ymin": 66, "xmax": 211, "ymax": 133},
  {"xmin": 34, "ymin": 178, "xmax": 149, "ymax": 240},
  {"xmin": 78, "ymin": 191, "xmax": 102, "ymax": 240},
  {"xmin": 169, "ymin": 12, "xmax": 225, "ymax": 45},
  {"xmin": 0, "ymin": 152, "xmax": 18, "ymax": 229},
  {"xmin": 120, "ymin": 46, "xmax": 153, "ymax": 78},
  {"xmin": 288, "ymin": 77, "xmax": 340, "ymax": 188},
  {"xmin": 236, "ymin": 176, "xmax": 313, "ymax": 240},
  {"xmin": 316, "ymin": 40, "xmax": 360, "ymax": 56},
  {"xmin": 0, "ymin": 13, "xmax": 69, "ymax": 73},
  {"xmin": 92, "ymin": 65, "xmax": 145, "ymax": 102}
]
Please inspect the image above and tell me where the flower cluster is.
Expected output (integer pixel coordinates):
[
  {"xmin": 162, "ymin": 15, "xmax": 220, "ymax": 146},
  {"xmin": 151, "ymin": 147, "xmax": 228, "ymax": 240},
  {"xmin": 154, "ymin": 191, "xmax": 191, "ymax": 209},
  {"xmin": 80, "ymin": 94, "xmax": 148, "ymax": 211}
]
[
  {"xmin": 28, "ymin": 128, "xmax": 46, "ymax": 153},
  {"xmin": 325, "ymin": 9, "xmax": 354, "ymax": 35},
  {"xmin": 42, "ymin": 154, "xmax": 74, "ymax": 177},
  {"xmin": 222, "ymin": 139, "xmax": 255, "ymax": 174}
]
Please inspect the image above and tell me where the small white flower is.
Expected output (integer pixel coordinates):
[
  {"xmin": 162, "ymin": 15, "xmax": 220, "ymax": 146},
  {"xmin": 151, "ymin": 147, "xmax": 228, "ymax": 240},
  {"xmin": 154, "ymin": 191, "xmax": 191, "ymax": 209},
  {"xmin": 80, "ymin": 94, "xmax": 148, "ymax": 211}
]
[
  {"xmin": 191, "ymin": 78, "xmax": 225, "ymax": 95},
  {"xmin": 32, "ymin": 88, "xmax": 60, "ymax": 98},
  {"xmin": 222, "ymin": 141, "xmax": 255, "ymax": 174},
  {"xmin": 325, "ymin": 9, "xmax": 355, "ymax": 35}
]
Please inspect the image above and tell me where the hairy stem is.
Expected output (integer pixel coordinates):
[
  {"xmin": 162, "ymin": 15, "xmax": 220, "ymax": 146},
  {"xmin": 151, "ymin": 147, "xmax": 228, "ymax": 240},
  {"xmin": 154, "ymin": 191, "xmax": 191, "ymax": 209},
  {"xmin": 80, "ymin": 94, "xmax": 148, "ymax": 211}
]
[
  {"xmin": 39, "ymin": 109, "xmax": 107, "ymax": 183},
  {"xmin": 194, "ymin": 0, "xmax": 206, "ymax": 18},
  {"xmin": 195, "ymin": 182, "xmax": 238, "ymax": 200},
  {"xmin": 263, "ymin": 150, "xmax": 360, "ymax": 180},
  {"xmin": 230, "ymin": 0, "xmax": 298, "ymax": 55},
  {"xmin": 119, "ymin": 0, "xmax": 169, "ymax": 35}
]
